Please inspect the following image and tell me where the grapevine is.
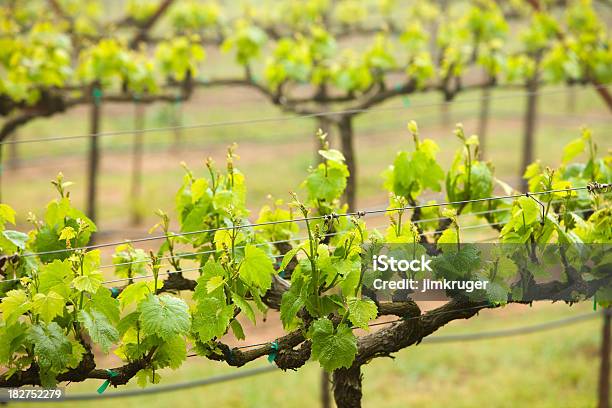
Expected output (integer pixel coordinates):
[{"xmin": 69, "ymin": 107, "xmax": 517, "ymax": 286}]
[{"xmin": 0, "ymin": 123, "xmax": 610, "ymax": 408}]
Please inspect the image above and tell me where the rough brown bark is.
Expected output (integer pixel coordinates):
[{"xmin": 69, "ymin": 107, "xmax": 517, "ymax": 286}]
[
  {"xmin": 338, "ymin": 116, "xmax": 356, "ymax": 210},
  {"xmin": 599, "ymin": 308, "xmax": 611, "ymax": 408},
  {"xmin": 321, "ymin": 370, "xmax": 331, "ymax": 408},
  {"xmin": 333, "ymin": 365, "xmax": 362, "ymax": 408}
]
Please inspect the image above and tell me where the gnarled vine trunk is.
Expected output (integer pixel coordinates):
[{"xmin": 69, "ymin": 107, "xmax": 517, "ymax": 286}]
[
  {"xmin": 338, "ymin": 116, "xmax": 356, "ymax": 210},
  {"xmin": 333, "ymin": 365, "xmax": 363, "ymax": 408}
]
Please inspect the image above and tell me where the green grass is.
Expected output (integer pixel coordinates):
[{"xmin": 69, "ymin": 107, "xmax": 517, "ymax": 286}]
[{"xmin": 20, "ymin": 302, "xmax": 604, "ymax": 408}]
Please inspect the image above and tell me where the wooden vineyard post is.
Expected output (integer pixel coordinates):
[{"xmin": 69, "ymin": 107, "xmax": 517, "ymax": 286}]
[
  {"xmin": 86, "ymin": 85, "xmax": 102, "ymax": 230},
  {"xmin": 599, "ymin": 308, "xmax": 611, "ymax": 408}
]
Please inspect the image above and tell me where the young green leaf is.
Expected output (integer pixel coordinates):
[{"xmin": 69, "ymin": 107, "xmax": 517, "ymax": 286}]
[
  {"xmin": 308, "ymin": 318, "xmax": 357, "ymax": 372},
  {"xmin": 192, "ymin": 295, "xmax": 235, "ymax": 343},
  {"xmin": 27, "ymin": 322, "xmax": 72, "ymax": 386},
  {"xmin": 138, "ymin": 294, "xmax": 191, "ymax": 341},
  {"xmin": 72, "ymin": 271, "xmax": 104, "ymax": 294},
  {"xmin": 346, "ymin": 297, "xmax": 378, "ymax": 330},
  {"xmin": 239, "ymin": 245, "xmax": 274, "ymax": 290},
  {"xmin": 0, "ymin": 290, "xmax": 31, "ymax": 326},
  {"xmin": 78, "ymin": 309, "xmax": 119, "ymax": 352},
  {"xmin": 32, "ymin": 292, "xmax": 64, "ymax": 323}
]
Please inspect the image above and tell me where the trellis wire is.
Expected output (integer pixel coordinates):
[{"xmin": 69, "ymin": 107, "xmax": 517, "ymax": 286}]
[
  {"xmin": 8, "ymin": 88, "xmax": 609, "ymax": 169},
  {"xmin": 52, "ymin": 310, "xmax": 601, "ymax": 401},
  {"xmin": 19, "ymin": 185, "xmax": 598, "ymax": 259},
  {"xmin": 0, "ymin": 197, "xmax": 602, "ymax": 287},
  {"xmin": 2, "ymin": 84, "xmax": 610, "ymax": 146},
  {"xmin": 99, "ymin": 193, "xmax": 601, "ymax": 270}
]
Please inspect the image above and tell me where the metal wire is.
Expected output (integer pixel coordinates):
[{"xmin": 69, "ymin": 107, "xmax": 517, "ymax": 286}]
[
  {"xmin": 53, "ymin": 310, "xmax": 601, "ymax": 401},
  {"xmin": 99, "ymin": 193, "xmax": 602, "ymax": 271},
  {"xmin": 0, "ymin": 195, "xmax": 602, "ymax": 287},
  {"xmin": 18, "ymin": 185, "xmax": 596, "ymax": 259},
  {"xmin": 2, "ymin": 84, "xmax": 610, "ymax": 146}
]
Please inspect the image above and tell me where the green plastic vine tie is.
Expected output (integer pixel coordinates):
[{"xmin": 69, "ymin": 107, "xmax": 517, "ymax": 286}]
[
  {"xmin": 594, "ymin": 294, "xmax": 597, "ymax": 311},
  {"xmin": 267, "ymin": 340, "xmax": 279, "ymax": 363},
  {"xmin": 110, "ymin": 287, "xmax": 120, "ymax": 298},
  {"xmin": 97, "ymin": 369, "xmax": 118, "ymax": 394},
  {"xmin": 394, "ymin": 84, "xmax": 410, "ymax": 107},
  {"xmin": 279, "ymin": 269, "xmax": 285, "ymax": 279},
  {"xmin": 92, "ymin": 87, "xmax": 103, "ymax": 106}
]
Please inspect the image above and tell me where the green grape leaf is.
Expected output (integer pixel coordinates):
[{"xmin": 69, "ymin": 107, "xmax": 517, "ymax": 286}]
[
  {"xmin": 308, "ymin": 318, "xmax": 357, "ymax": 372},
  {"xmin": 239, "ymin": 245, "xmax": 274, "ymax": 290},
  {"xmin": 0, "ymin": 289, "xmax": 31, "ymax": 326},
  {"xmin": 435, "ymin": 244, "xmax": 482, "ymax": 280},
  {"xmin": 113, "ymin": 244, "xmax": 148, "ymax": 278},
  {"xmin": 194, "ymin": 260, "xmax": 227, "ymax": 299},
  {"xmin": 27, "ymin": 322, "xmax": 72, "ymax": 385},
  {"xmin": 192, "ymin": 295, "xmax": 235, "ymax": 343},
  {"xmin": 0, "ymin": 321, "xmax": 27, "ymax": 365},
  {"xmin": 154, "ymin": 335, "xmax": 187, "ymax": 369},
  {"xmin": 87, "ymin": 287, "xmax": 121, "ymax": 324},
  {"xmin": 2, "ymin": 230, "xmax": 28, "ymax": 250},
  {"xmin": 230, "ymin": 319, "xmax": 245, "ymax": 340},
  {"xmin": 206, "ymin": 276, "xmax": 225, "ymax": 294},
  {"xmin": 191, "ymin": 178, "xmax": 209, "ymax": 203},
  {"xmin": 437, "ymin": 228, "xmax": 458, "ymax": 245},
  {"xmin": 304, "ymin": 165, "xmax": 348, "ymax": 202},
  {"xmin": 346, "ymin": 297, "xmax": 378, "ymax": 330},
  {"xmin": 562, "ymin": 137, "xmax": 585, "ymax": 164},
  {"xmin": 280, "ymin": 246, "xmax": 301, "ymax": 272},
  {"xmin": 66, "ymin": 340, "xmax": 86, "ymax": 370},
  {"xmin": 72, "ymin": 270, "xmax": 104, "ymax": 294},
  {"xmin": 32, "ymin": 291, "xmax": 64, "ymax": 323},
  {"xmin": 118, "ymin": 281, "xmax": 160, "ymax": 308},
  {"xmin": 38, "ymin": 260, "xmax": 72, "ymax": 298},
  {"xmin": 318, "ymin": 149, "xmax": 345, "ymax": 163},
  {"xmin": 136, "ymin": 368, "xmax": 162, "ymax": 387},
  {"xmin": 231, "ymin": 293, "xmax": 256, "ymax": 324},
  {"xmin": 78, "ymin": 309, "xmax": 119, "ymax": 352},
  {"xmin": 517, "ymin": 196, "xmax": 540, "ymax": 226},
  {"xmin": 34, "ymin": 226, "xmax": 68, "ymax": 263},
  {"xmin": 138, "ymin": 294, "xmax": 191, "ymax": 341},
  {"xmin": 280, "ymin": 284, "xmax": 304, "ymax": 329},
  {"xmin": 0, "ymin": 204, "xmax": 16, "ymax": 227}
]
